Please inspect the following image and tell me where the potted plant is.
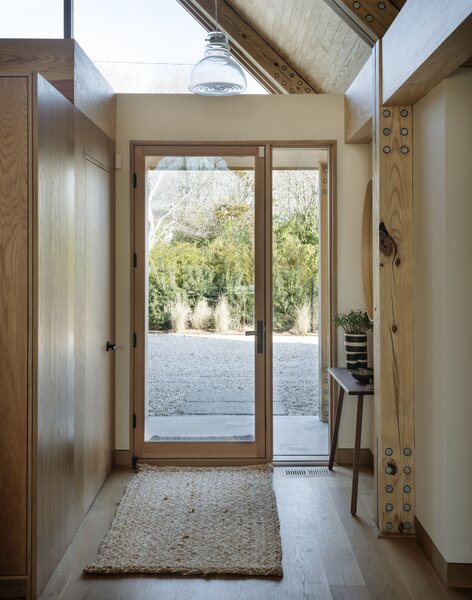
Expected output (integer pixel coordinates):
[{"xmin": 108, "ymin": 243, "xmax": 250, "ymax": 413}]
[{"xmin": 333, "ymin": 309, "xmax": 373, "ymax": 372}]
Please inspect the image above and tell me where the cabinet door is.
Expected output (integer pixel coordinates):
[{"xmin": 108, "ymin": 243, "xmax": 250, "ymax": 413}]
[
  {"xmin": 0, "ymin": 76, "xmax": 29, "ymax": 577},
  {"xmin": 83, "ymin": 156, "xmax": 114, "ymax": 511}
]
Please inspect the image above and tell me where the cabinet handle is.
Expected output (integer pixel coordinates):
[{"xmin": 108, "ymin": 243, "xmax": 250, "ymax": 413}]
[{"xmin": 106, "ymin": 341, "xmax": 117, "ymax": 352}]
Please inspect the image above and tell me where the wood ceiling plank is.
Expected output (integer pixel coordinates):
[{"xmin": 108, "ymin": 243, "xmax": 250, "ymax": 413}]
[
  {"xmin": 382, "ymin": 0, "xmax": 472, "ymax": 105},
  {"xmin": 176, "ymin": 0, "xmax": 318, "ymax": 94},
  {"xmin": 230, "ymin": 0, "xmax": 370, "ymax": 93}
]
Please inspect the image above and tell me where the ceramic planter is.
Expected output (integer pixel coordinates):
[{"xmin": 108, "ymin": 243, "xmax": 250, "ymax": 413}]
[{"xmin": 344, "ymin": 333, "xmax": 368, "ymax": 371}]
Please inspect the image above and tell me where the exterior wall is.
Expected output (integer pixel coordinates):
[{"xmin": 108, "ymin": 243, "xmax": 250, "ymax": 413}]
[
  {"xmin": 114, "ymin": 94, "xmax": 371, "ymax": 453},
  {"xmin": 414, "ymin": 69, "xmax": 472, "ymax": 563}
]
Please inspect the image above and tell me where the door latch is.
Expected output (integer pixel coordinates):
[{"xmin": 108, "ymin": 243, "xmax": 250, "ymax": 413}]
[
  {"xmin": 106, "ymin": 341, "xmax": 117, "ymax": 351},
  {"xmin": 244, "ymin": 320, "xmax": 264, "ymax": 353}
]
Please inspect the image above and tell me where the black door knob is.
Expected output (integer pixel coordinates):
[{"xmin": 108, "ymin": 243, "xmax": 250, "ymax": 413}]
[{"xmin": 106, "ymin": 341, "xmax": 117, "ymax": 351}]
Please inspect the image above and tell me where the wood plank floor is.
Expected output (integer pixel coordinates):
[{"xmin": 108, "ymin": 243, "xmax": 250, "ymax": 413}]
[{"xmin": 40, "ymin": 467, "xmax": 472, "ymax": 600}]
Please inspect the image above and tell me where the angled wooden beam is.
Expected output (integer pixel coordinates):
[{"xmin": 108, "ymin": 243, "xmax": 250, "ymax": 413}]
[
  {"xmin": 176, "ymin": 0, "xmax": 318, "ymax": 94},
  {"xmin": 382, "ymin": 0, "xmax": 472, "ymax": 105},
  {"xmin": 323, "ymin": 0, "xmax": 401, "ymax": 44},
  {"xmin": 344, "ymin": 53, "xmax": 373, "ymax": 143}
]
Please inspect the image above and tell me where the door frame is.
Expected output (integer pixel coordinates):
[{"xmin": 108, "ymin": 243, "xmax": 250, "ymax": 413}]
[
  {"xmin": 132, "ymin": 143, "xmax": 267, "ymax": 463},
  {"xmin": 129, "ymin": 140, "xmax": 337, "ymax": 465}
]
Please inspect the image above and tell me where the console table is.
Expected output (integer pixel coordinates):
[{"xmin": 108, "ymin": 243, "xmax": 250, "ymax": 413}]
[{"xmin": 328, "ymin": 367, "xmax": 374, "ymax": 515}]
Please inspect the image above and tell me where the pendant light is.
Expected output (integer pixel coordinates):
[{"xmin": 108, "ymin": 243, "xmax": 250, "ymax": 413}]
[{"xmin": 189, "ymin": 0, "xmax": 247, "ymax": 96}]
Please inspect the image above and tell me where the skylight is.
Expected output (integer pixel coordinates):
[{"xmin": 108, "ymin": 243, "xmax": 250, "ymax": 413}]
[{"xmin": 73, "ymin": 0, "xmax": 267, "ymax": 94}]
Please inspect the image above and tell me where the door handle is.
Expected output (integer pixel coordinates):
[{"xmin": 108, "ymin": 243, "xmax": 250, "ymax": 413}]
[
  {"xmin": 245, "ymin": 321, "xmax": 264, "ymax": 353},
  {"xmin": 106, "ymin": 341, "xmax": 117, "ymax": 352}
]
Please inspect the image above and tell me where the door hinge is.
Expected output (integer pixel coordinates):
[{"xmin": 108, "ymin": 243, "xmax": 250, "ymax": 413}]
[
  {"xmin": 133, "ymin": 172, "xmax": 137, "ymax": 188},
  {"xmin": 132, "ymin": 414, "xmax": 137, "ymax": 429},
  {"xmin": 133, "ymin": 252, "xmax": 137, "ymax": 268},
  {"xmin": 259, "ymin": 146, "xmax": 265, "ymax": 158},
  {"xmin": 133, "ymin": 332, "xmax": 137, "ymax": 347}
]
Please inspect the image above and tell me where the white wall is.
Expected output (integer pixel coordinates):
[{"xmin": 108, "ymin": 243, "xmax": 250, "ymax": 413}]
[
  {"xmin": 114, "ymin": 94, "xmax": 371, "ymax": 452},
  {"xmin": 414, "ymin": 69, "xmax": 472, "ymax": 563}
]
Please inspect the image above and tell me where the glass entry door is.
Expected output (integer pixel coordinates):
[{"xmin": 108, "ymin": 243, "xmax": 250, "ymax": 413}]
[{"xmin": 133, "ymin": 145, "xmax": 267, "ymax": 460}]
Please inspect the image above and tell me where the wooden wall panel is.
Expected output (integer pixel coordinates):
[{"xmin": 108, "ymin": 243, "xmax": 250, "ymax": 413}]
[
  {"xmin": 0, "ymin": 40, "xmax": 116, "ymax": 141},
  {"xmin": 35, "ymin": 75, "xmax": 78, "ymax": 595},
  {"xmin": 0, "ymin": 40, "xmax": 74, "ymax": 101},
  {"xmin": 73, "ymin": 43, "xmax": 116, "ymax": 142},
  {"xmin": 0, "ymin": 77, "xmax": 29, "ymax": 577}
]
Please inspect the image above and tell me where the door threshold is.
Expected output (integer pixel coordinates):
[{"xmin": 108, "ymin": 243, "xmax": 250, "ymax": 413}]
[{"xmin": 273, "ymin": 455, "xmax": 329, "ymax": 466}]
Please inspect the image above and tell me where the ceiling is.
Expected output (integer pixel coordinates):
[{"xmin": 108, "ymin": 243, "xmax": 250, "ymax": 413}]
[{"xmin": 227, "ymin": 0, "xmax": 372, "ymax": 93}]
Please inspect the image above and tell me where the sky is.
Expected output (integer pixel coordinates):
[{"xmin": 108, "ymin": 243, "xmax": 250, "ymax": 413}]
[{"xmin": 0, "ymin": 0, "xmax": 266, "ymax": 92}]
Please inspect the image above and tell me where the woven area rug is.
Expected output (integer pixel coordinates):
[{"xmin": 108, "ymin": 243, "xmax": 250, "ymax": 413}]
[{"xmin": 84, "ymin": 464, "xmax": 283, "ymax": 577}]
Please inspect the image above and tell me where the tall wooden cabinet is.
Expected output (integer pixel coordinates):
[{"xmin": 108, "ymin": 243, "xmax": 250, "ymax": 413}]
[{"xmin": 0, "ymin": 73, "xmax": 114, "ymax": 600}]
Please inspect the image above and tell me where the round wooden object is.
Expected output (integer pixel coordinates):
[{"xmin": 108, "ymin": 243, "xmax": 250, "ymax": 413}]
[{"xmin": 362, "ymin": 180, "xmax": 374, "ymax": 320}]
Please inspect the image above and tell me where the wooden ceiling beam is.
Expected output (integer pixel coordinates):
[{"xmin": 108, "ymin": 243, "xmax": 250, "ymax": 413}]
[
  {"xmin": 176, "ymin": 0, "xmax": 318, "ymax": 94},
  {"xmin": 382, "ymin": 0, "xmax": 472, "ymax": 105},
  {"xmin": 344, "ymin": 53, "xmax": 373, "ymax": 143},
  {"xmin": 323, "ymin": 0, "xmax": 401, "ymax": 44}
]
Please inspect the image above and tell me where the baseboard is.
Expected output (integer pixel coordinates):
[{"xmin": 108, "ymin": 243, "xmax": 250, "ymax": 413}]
[
  {"xmin": 113, "ymin": 449, "xmax": 132, "ymax": 467},
  {"xmin": 334, "ymin": 447, "xmax": 373, "ymax": 466},
  {"xmin": 415, "ymin": 517, "xmax": 472, "ymax": 588},
  {"xmin": 0, "ymin": 577, "xmax": 28, "ymax": 599}
]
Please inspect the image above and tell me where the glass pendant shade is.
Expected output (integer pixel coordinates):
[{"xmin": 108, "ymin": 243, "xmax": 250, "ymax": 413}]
[{"xmin": 189, "ymin": 31, "xmax": 247, "ymax": 96}]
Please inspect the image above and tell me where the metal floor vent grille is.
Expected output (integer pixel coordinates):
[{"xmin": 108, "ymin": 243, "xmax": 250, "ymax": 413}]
[{"xmin": 285, "ymin": 468, "xmax": 331, "ymax": 477}]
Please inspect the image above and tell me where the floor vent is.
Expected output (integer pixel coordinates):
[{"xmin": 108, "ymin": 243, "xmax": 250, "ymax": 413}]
[{"xmin": 285, "ymin": 467, "xmax": 331, "ymax": 477}]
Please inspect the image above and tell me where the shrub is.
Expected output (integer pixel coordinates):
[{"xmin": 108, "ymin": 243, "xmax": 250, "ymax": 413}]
[
  {"xmin": 214, "ymin": 296, "xmax": 231, "ymax": 333},
  {"xmin": 191, "ymin": 299, "xmax": 213, "ymax": 330},
  {"xmin": 148, "ymin": 268, "xmax": 179, "ymax": 330},
  {"xmin": 169, "ymin": 298, "xmax": 190, "ymax": 333},
  {"xmin": 294, "ymin": 302, "xmax": 311, "ymax": 335}
]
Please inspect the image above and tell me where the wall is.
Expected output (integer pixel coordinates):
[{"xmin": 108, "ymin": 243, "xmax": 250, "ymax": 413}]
[
  {"xmin": 115, "ymin": 94, "xmax": 371, "ymax": 452},
  {"xmin": 414, "ymin": 69, "xmax": 472, "ymax": 563}
]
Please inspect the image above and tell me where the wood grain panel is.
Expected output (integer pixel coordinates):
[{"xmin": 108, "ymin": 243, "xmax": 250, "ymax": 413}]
[
  {"xmin": 35, "ymin": 75, "xmax": 77, "ymax": 595},
  {"xmin": 0, "ymin": 40, "xmax": 116, "ymax": 141},
  {"xmin": 83, "ymin": 158, "xmax": 113, "ymax": 511},
  {"xmin": 345, "ymin": 54, "xmax": 373, "ymax": 144},
  {"xmin": 0, "ymin": 76, "xmax": 29, "ymax": 576},
  {"xmin": 373, "ymin": 44, "xmax": 415, "ymax": 536},
  {"xmin": 73, "ymin": 42, "xmax": 116, "ymax": 142},
  {"xmin": 227, "ymin": 0, "xmax": 371, "ymax": 93},
  {"xmin": 382, "ymin": 0, "xmax": 472, "ymax": 105},
  {"xmin": 0, "ymin": 40, "xmax": 74, "ymax": 100}
]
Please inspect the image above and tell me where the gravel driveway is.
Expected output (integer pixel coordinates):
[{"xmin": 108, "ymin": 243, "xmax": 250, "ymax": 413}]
[{"xmin": 147, "ymin": 332, "xmax": 319, "ymax": 417}]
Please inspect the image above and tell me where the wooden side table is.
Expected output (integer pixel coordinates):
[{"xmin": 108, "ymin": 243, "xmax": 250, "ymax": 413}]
[{"xmin": 328, "ymin": 367, "xmax": 374, "ymax": 515}]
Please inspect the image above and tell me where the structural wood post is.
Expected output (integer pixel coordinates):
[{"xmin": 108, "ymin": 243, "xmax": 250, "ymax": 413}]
[{"xmin": 373, "ymin": 40, "xmax": 414, "ymax": 535}]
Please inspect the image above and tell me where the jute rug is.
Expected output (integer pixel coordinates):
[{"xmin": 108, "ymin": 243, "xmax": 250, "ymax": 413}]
[{"xmin": 84, "ymin": 464, "xmax": 283, "ymax": 577}]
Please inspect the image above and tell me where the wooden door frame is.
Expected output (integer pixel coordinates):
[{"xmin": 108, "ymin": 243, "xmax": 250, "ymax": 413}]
[
  {"xmin": 129, "ymin": 140, "xmax": 337, "ymax": 465},
  {"xmin": 132, "ymin": 143, "xmax": 267, "ymax": 464},
  {"xmin": 267, "ymin": 142, "xmax": 337, "ymax": 463}
]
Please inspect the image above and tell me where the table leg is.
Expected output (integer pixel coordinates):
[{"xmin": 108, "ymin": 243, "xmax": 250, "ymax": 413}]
[
  {"xmin": 328, "ymin": 388, "xmax": 344, "ymax": 470},
  {"xmin": 351, "ymin": 394, "xmax": 364, "ymax": 515}
]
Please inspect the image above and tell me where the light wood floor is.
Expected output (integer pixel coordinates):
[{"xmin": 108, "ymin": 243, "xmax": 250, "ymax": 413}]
[{"xmin": 40, "ymin": 467, "xmax": 472, "ymax": 600}]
